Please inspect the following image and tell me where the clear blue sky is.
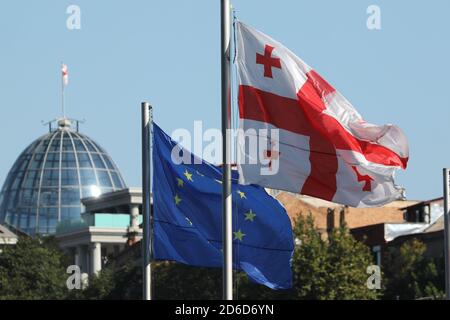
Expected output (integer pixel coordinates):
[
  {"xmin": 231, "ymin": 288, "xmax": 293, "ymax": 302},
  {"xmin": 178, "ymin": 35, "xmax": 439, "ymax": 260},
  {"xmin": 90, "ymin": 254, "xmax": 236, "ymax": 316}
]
[{"xmin": 0, "ymin": 0, "xmax": 448, "ymax": 201}]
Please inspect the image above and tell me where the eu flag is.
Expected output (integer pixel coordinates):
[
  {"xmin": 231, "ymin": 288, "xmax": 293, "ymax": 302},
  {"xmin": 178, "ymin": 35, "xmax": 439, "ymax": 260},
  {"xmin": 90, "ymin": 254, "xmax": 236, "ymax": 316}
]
[{"xmin": 152, "ymin": 124, "xmax": 294, "ymax": 289}]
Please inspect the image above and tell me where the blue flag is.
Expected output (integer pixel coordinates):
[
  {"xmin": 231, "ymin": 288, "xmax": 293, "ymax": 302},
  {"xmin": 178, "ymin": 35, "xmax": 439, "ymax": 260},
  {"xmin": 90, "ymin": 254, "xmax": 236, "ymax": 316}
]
[{"xmin": 152, "ymin": 124, "xmax": 294, "ymax": 289}]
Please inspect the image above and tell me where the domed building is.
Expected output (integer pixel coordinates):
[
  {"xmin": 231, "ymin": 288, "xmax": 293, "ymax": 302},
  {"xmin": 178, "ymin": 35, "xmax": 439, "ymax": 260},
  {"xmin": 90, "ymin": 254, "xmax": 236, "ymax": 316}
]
[{"xmin": 0, "ymin": 118, "xmax": 126, "ymax": 236}]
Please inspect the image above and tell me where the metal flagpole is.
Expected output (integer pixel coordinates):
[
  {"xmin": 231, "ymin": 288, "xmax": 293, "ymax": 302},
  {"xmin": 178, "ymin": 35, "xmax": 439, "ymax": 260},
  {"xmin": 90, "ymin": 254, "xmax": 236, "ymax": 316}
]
[
  {"xmin": 142, "ymin": 102, "xmax": 153, "ymax": 300},
  {"xmin": 221, "ymin": 0, "xmax": 233, "ymax": 300},
  {"xmin": 61, "ymin": 62, "xmax": 65, "ymax": 119},
  {"xmin": 443, "ymin": 168, "xmax": 450, "ymax": 300}
]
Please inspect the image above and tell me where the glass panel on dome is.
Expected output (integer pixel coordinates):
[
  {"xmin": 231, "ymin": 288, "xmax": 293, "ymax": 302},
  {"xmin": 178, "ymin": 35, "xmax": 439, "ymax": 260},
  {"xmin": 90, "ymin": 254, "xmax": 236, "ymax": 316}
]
[
  {"xmin": 91, "ymin": 153, "xmax": 106, "ymax": 168},
  {"xmin": 102, "ymin": 156, "xmax": 115, "ymax": 170},
  {"xmin": 81, "ymin": 187, "xmax": 91, "ymax": 198},
  {"xmin": 35, "ymin": 139, "xmax": 51, "ymax": 153},
  {"xmin": 61, "ymin": 169, "xmax": 78, "ymax": 186},
  {"xmin": 30, "ymin": 153, "xmax": 45, "ymax": 169},
  {"xmin": 77, "ymin": 153, "xmax": 93, "ymax": 168},
  {"xmin": 61, "ymin": 152, "xmax": 77, "ymax": 168},
  {"xmin": 17, "ymin": 154, "xmax": 32, "ymax": 171},
  {"xmin": 97, "ymin": 170, "xmax": 112, "ymax": 187},
  {"xmin": 61, "ymin": 206, "xmax": 81, "ymax": 221},
  {"xmin": 49, "ymin": 136, "xmax": 61, "ymax": 152},
  {"xmin": 62, "ymin": 138, "xmax": 73, "ymax": 152},
  {"xmin": 39, "ymin": 207, "xmax": 58, "ymax": 234},
  {"xmin": 0, "ymin": 194, "xmax": 7, "ymax": 210},
  {"xmin": 39, "ymin": 188, "xmax": 59, "ymax": 206},
  {"xmin": 40, "ymin": 207, "xmax": 58, "ymax": 222},
  {"xmin": 79, "ymin": 169, "xmax": 97, "ymax": 185},
  {"xmin": 7, "ymin": 191, "xmax": 17, "ymax": 208},
  {"xmin": 73, "ymin": 139, "xmax": 87, "ymax": 152},
  {"xmin": 20, "ymin": 188, "xmax": 37, "ymax": 206},
  {"xmin": 29, "ymin": 211, "xmax": 37, "ymax": 230},
  {"xmin": 48, "ymin": 219, "xmax": 58, "ymax": 233},
  {"xmin": 42, "ymin": 169, "xmax": 59, "ymax": 187},
  {"xmin": 11, "ymin": 171, "xmax": 25, "ymax": 190},
  {"xmin": 60, "ymin": 187, "xmax": 80, "ymax": 206},
  {"xmin": 19, "ymin": 214, "xmax": 28, "ymax": 229},
  {"xmin": 45, "ymin": 152, "xmax": 60, "ymax": 168},
  {"xmin": 110, "ymin": 171, "xmax": 123, "ymax": 189},
  {"xmin": 23, "ymin": 170, "xmax": 40, "ymax": 188},
  {"xmin": 84, "ymin": 140, "xmax": 98, "ymax": 152}
]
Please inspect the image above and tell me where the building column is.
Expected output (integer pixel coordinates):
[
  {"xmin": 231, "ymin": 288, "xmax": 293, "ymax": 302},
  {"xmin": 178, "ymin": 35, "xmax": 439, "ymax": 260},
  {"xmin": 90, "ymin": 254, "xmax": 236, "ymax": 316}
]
[
  {"xmin": 90, "ymin": 242, "xmax": 102, "ymax": 276},
  {"xmin": 130, "ymin": 204, "xmax": 140, "ymax": 231}
]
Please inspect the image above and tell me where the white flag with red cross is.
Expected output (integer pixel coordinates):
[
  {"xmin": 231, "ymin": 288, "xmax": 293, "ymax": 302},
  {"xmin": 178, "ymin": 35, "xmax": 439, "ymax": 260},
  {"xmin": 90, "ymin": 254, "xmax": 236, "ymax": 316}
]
[
  {"xmin": 235, "ymin": 21, "xmax": 409, "ymax": 208},
  {"xmin": 62, "ymin": 64, "xmax": 69, "ymax": 86}
]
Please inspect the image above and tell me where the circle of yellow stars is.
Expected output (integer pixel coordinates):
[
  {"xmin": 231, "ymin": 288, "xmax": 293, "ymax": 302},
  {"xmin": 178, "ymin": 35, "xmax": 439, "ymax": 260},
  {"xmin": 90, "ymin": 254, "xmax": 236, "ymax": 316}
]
[{"xmin": 172, "ymin": 170, "xmax": 261, "ymax": 242}]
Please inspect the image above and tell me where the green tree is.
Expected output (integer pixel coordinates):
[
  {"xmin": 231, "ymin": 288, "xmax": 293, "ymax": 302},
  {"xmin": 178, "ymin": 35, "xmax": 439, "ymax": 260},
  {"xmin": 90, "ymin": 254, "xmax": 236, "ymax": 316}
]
[
  {"xmin": 326, "ymin": 226, "xmax": 379, "ymax": 299},
  {"xmin": 292, "ymin": 214, "xmax": 328, "ymax": 299},
  {"xmin": 0, "ymin": 236, "xmax": 70, "ymax": 300},
  {"xmin": 292, "ymin": 214, "xmax": 378, "ymax": 300},
  {"xmin": 383, "ymin": 239, "xmax": 444, "ymax": 300}
]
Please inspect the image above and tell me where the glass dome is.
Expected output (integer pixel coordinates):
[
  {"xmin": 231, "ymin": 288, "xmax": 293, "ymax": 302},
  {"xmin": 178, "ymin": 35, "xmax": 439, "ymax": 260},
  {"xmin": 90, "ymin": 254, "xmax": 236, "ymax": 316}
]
[{"xmin": 0, "ymin": 119, "xmax": 126, "ymax": 236}]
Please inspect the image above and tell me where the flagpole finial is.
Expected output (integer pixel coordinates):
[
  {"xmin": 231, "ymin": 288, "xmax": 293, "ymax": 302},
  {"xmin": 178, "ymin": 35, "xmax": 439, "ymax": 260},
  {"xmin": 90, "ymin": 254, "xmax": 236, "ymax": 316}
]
[{"xmin": 57, "ymin": 118, "xmax": 72, "ymax": 129}]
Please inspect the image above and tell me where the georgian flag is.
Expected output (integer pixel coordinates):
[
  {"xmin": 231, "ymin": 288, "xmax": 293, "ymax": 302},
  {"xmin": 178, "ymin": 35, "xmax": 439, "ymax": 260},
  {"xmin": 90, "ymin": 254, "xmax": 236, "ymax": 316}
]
[
  {"xmin": 62, "ymin": 64, "xmax": 69, "ymax": 85},
  {"xmin": 236, "ymin": 21, "xmax": 409, "ymax": 208}
]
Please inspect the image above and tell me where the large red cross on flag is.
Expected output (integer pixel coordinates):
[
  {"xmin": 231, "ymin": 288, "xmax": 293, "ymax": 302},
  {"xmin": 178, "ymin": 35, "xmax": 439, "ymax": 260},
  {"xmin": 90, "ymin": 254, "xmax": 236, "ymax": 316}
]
[{"xmin": 235, "ymin": 21, "xmax": 409, "ymax": 207}]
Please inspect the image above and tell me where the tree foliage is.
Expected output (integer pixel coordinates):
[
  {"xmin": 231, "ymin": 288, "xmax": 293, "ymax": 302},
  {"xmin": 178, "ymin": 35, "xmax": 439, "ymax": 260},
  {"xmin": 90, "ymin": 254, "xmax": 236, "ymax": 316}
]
[
  {"xmin": 0, "ymin": 236, "xmax": 70, "ymax": 300},
  {"xmin": 292, "ymin": 214, "xmax": 378, "ymax": 300},
  {"xmin": 383, "ymin": 239, "xmax": 444, "ymax": 300}
]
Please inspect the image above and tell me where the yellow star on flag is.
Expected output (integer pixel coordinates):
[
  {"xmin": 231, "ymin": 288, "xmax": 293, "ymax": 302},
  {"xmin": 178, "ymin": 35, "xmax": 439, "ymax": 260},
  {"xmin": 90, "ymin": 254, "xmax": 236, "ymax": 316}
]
[
  {"xmin": 174, "ymin": 194, "xmax": 182, "ymax": 206},
  {"xmin": 233, "ymin": 229, "xmax": 246, "ymax": 241},
  {"xmin": 237, "ymin": 190, "xmax": 246, "ymax": 199},
  {"xmin": 183, "ymin": 169, "xmax": 193, "ymax": 182},
  {"xmin": 245, "ymin": 209, "xmax": 256, "ymax": 222},
  {"xmin": 177, "ymin": 178, "xmax": 184, "ymax": 187}
]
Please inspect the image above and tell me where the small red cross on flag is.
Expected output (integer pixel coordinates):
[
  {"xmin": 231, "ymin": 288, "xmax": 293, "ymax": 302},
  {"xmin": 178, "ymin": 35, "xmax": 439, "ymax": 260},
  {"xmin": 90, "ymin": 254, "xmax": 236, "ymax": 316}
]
[
  {"xmin": 256, "ymin": 45, "xmax": 282, "ymax": 78},
  {"xmin": 351, "ymin": 166, "xmax": 374, "ymax": 192},
  {"xmin": 263, "ymin": 142, "xmax": 281, "ymax": 172}
]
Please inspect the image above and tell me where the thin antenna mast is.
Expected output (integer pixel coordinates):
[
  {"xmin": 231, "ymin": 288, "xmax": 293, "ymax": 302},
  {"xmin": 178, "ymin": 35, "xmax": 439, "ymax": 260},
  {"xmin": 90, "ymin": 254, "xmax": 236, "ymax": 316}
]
[{"xmin": 61, "ymin": 62, "xmax": 68, "ymax": 119}]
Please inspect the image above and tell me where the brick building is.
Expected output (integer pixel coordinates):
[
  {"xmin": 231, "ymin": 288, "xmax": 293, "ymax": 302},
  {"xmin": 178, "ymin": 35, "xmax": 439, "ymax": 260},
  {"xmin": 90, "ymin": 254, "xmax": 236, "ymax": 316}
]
[{"xmin": 275, "ymin": 191, "xmax": 417, "ymax": 234}]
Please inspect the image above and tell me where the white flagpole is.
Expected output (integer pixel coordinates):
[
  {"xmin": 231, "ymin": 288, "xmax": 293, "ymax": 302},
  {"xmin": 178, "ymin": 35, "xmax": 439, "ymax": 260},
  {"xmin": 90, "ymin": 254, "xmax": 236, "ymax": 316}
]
[
  {"xmin": 221, "ymin": 0, "xmax": 233, "ymax": 300},
  {"xmin": 61, "ymin": 62, "xmax": 66, "ymax": 118},
  {"xmin": 443, "ymin": 168, "xmax": 450, "ymax": 300},
  {"xmin": 142, "ymin": 102, "xmax": 153, "ymax": 300}
]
